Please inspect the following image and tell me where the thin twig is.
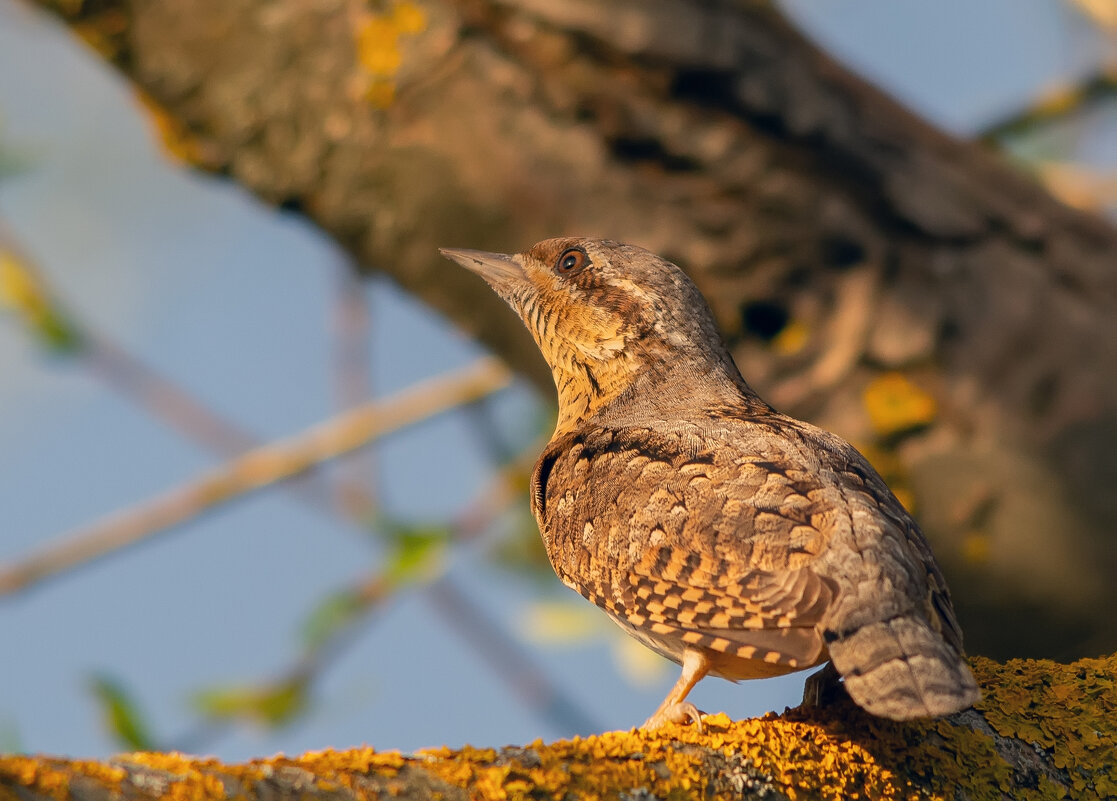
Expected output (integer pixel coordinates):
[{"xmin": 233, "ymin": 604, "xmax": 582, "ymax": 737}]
[
  {"xmin": 83, "ymin": 334, "xmax": 256, "ymax": 455},
  {"xmin": 0, "ymin": 357, "xmax": 511, "ymax": 596},
  {"xmin": 82, "ymin": 332, "xmax": 340, "ymax": 505},
  {"xmin": 331, "ymin": 262, "xmax": 379, "ymax": 519}
]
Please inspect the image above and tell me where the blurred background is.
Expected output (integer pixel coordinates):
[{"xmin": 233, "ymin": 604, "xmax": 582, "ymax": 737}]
[{"xmin": 1, "ymin": 0, "xmax": 1115, "ymax": 761}]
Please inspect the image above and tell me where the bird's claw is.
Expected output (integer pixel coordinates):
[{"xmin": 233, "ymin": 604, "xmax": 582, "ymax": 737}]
[
  {"xmin": 643, "ymin": 702, "xmax": 705, "ymax": 733},
  {"xmin": 801, "ymin": 661, "xmax": 843, "ymax": 709}
]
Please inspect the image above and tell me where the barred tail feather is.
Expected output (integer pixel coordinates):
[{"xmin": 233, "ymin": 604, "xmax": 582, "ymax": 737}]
[{"xmin": 828, "ymin": 616, "xmax": 980, "ymax": 720}]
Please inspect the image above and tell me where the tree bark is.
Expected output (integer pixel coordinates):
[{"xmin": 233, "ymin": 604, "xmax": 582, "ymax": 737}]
[
  {"xmin": 30, "ymin": 0, "xmax": 1117, "ymax": 660},
  {"xmin": 4, "ymin": 653, "xmax": 1116, "ymax": 801}
]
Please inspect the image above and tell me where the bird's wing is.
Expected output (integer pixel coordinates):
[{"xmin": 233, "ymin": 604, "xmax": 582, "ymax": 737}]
[
  {"xmin": 612, "ymin": 560, "xmax": 835, "ymax": 668},
  {"xmin": 533, "ymin": 423, "xmax": 839, "ymax": 668}
]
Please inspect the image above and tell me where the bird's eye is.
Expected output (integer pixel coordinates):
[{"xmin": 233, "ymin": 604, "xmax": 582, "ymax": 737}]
[{"xmin": 554, "ymin": 247, "xmax": 589, "ymax": 276}]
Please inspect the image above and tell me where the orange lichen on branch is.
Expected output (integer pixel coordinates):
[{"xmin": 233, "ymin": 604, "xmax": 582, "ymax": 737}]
[
  {"xmin": 110, "ymin": 752, "xmax": 229, "ymax": 801},
  {"xmin": 0, "ymin": 754, "xmax": 125, "ymax": 801},
  {"xmin": 296, "ymin": 745, "xmax": 406, "ymax": 774},
  {"xmin": 2, "ymin": 654, "xmax": 1114, "ymax": 801},
  {"xmin": 862, "ymin": 371, "xmax": 937, "ymax": 437},
  {"xmin": 0, "ymin": 747, "xmax": 415, "ymax": 801},
  {"xmin": 416, "ymin": 715, "xmax": 921, "ymax": 801},
  {"xmin": 37, "ymin": 1, "xmax": 134, "ymax": 66},
  {"xmin": 70, "ymin": 9, "xmax": 130, "ymax": 60},
  {"xmin": 134, "ymin": 91, "xmax": 207, "ymax": 167},
  {"xmin": 974, "ymin": 653, "xmax": 1117, "ymax": 799},
  {"xmin": 355, "ymin": 1, "xmax": 428, "ymax": 108}
]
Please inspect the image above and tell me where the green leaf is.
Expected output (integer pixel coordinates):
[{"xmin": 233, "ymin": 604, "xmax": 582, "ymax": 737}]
[
  {"xmin": 37, "ymin": 308, "xmax": 82, "ymax": 354},
  {"xmin": 381, "ymin": 521, "xmax": 449, "ymax": 585},
  {"xmin": 0, "ymin": 251, "xmax": 82, "ymax": 354},
  {"xmin": 87, "ymin": 674, "xmax": 155, "ymax": 751},
  {"xmin": 300, "ymin": 521, "xmax": 455, "ymax": 652},
  {"xmin": 193, "ymin": 678, "xmax": 308, "ymax": 729},
  {"xmin": 300, "ymin": 588, "xmax": 366, "ymax": 651}
]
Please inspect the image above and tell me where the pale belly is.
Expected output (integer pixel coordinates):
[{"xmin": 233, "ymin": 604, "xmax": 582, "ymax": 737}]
[{"xmin": 606, "ymin": 611, "xmax": 827, "ymax": 681}]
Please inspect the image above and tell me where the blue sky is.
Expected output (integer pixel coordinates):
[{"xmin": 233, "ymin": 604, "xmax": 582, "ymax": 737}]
[{"xmin": 0, "ymin": 0, "xmax": 1111, "ymax": 761}]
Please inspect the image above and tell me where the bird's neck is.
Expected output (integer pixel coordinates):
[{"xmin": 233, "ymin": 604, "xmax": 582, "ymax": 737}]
[{"xmin": 552, "ymin": 348, "xmax": 768, "ymax": 435}]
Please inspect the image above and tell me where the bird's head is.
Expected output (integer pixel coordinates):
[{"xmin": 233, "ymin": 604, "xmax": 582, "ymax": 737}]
[{"xmin": 441, "ymin": 237, "xmax": 751, "ymax": 431}]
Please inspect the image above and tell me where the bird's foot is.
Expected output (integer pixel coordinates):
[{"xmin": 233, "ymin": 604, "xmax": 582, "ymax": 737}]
[
  {"xmin": 801, "ymin": 661, "xmax": 845, "ymax": 709},
  {"xmin": 642, "ymin": 702, "xmax": 705, "ymax": 733}
]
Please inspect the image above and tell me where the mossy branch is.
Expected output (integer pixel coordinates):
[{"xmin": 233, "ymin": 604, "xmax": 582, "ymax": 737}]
[{"xmin": 3, "ymin": 654, "xmax": 1114, "ymax": 801}]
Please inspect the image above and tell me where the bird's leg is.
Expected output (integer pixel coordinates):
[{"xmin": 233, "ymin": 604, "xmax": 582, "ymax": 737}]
[
  {"xmin": 801, "ymin": 660, "xmax": 843, "ymax": 709},
  {"xmin": 643, "ymin": 648, "xmax": 709, "ymax": 732}
]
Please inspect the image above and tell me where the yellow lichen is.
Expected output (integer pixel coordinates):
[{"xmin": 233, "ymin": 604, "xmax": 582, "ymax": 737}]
[
  {"xmin": 0, "ymin": 755, "xmax": 125, "ymax": 801},
  {"xmin": 114, "ymin": 752, "xmax": 227, "ymax": 801},
  {"xmin": 296, "ymin": 745, "xmax": 406, "ymax": 774},
  {"xmin": 972, "ymin": 654, "xmax": 1117, "ymax": 801},
  {"xmin": 354, "ymin": 1, "xmax": 428, "ymax": 109},
  {"xmin": 416, "ymin": 714, "xmax": 933, "ymax": 801},
  {"xmin": 357, "ymin": 17, "xmax": 403, "ymax": 74},
  {"xmin": 863, "ymin": 372, "xmax": 937, "ymax": 436},
  {"xmin": 960, "ymin": 530, "xmax": 992, "ymax": 564},
  {"xmin": 3, "ymin": 656, "xmax": 1112, "ymax": 800},
  {"xmin": 69, "ymin": 9, "xmax": 129, "ymax": 60},
  {"xmin": 134, "ymin": 91, "xmax": 206, "ymax": 166},
  {"xmin": 773, "ymin": 319, "xmax": 810, "ymax": 355}
]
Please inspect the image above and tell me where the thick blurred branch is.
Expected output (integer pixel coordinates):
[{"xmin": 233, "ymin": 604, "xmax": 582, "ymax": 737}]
[
  {"xmin": 0, "ymin": 357, "xmax": 510, "ymax": 596},
  {"xmin": 28, "ymin": 0, "xmax": 1117, "ymax": 660},
  {"xmin": 3, "ymin": 653, "xmax": 1115, "ymax": 801}
]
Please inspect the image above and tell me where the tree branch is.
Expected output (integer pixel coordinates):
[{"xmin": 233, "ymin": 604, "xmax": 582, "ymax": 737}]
[
  {"xmin": 3, "ymin": 654, "xmax": 1114, "ymax": 800},
  {"xmin": 0, "ymin": 358, "xmax": 510, "ymax": 596}
]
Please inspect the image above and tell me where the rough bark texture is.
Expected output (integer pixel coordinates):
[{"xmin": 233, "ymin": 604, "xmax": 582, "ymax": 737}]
[
  {"xmin": 31, "ymin": 0, "xmax": 1117, "ymax": 660},
  {"xmin": 3, "ymin": 654, "xmax": 1116, "ymax": 801}
]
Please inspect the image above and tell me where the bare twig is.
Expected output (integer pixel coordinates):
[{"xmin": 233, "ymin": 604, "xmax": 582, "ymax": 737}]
[
  {"xmin": 82, "ymin": 330, "xmax": 345, "ymax": 505},
  {"xmin": 0, "ymin": 357, "xmax": 511, "ymax": 596},
  {"xmin": 331, "ymin": 262, "xmax": 379, "ymax": 519},
  {"xmin": 83, "ymin": 334, "xmax": 258, "ymax": 455}
]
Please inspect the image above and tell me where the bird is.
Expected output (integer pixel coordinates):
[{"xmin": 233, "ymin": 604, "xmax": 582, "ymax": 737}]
[{"xmin": 440, "ymin": 237, "xmax": 979, "ymax": 729}]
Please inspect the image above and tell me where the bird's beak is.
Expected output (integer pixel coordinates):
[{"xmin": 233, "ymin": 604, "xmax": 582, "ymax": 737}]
[{"xmin": 439, "ymin": 248, "xmax": 526, "ymax": 292}]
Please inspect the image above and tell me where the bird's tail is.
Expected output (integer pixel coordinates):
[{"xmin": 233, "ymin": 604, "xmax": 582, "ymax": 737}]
[{"xmin": 826, "ymin": 614, "xmax": 980, "ymax": 720}]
